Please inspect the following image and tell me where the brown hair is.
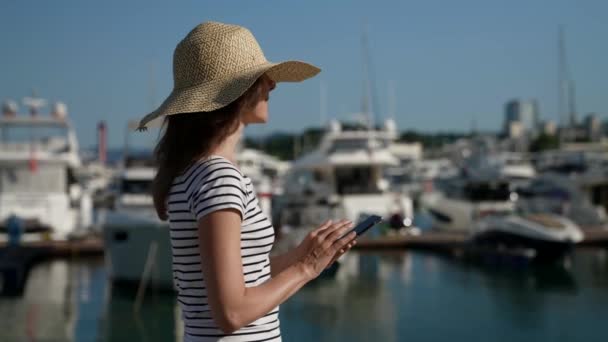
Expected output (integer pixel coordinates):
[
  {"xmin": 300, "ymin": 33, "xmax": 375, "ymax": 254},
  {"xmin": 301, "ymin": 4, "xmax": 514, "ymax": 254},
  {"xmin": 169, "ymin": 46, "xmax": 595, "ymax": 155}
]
[{"xmin": 152, "ymin": 77, "xmax": 266, "ymax": 220}]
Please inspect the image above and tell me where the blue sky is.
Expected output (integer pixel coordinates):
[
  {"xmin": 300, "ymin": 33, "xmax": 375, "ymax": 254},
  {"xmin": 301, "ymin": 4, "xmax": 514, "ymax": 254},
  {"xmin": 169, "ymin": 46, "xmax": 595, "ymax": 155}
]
[{"xmin": 1, "ymin": 0, "xmax": 606, "ymax": 149}]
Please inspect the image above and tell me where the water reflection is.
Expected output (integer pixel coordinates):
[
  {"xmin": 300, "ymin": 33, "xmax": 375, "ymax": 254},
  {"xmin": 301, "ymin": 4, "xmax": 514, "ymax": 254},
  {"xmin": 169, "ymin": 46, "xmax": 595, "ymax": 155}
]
[
  {"xmin": 98, "ymin": 285, "xmax": 177, "ymax": 342},
  {"xmin": 0, "ymin": 248, "xmax": 607, "ymax": 341},
  {"xmin": 282, "ymin": 249, "xmax": 608, "ymax": 342}
]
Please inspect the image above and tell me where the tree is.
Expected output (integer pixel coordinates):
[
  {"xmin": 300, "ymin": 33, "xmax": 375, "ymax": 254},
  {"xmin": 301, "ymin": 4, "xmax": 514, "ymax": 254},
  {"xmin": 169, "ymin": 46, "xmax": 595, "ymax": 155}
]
[{"xmin": 530, "ymin": 133, "xmax": 559, "ymax": 152}]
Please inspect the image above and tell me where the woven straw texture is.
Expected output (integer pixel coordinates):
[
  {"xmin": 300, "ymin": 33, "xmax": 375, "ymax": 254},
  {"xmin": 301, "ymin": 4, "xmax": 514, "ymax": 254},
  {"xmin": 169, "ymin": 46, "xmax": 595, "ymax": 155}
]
[{"xmin": 137, "ymin": 21, "xmax": 320, "ymax": 129}]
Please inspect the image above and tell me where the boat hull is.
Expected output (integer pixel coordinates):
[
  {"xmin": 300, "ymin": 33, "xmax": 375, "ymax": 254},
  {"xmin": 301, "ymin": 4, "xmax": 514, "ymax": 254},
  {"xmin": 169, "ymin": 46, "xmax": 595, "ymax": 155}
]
[
  {"xmin": 471, "ymin": 228, "xmax": 577, "ymax": 261},
  {"xmin": 103, "ymin": 215, "xmax": 174, "ymax": 290}
]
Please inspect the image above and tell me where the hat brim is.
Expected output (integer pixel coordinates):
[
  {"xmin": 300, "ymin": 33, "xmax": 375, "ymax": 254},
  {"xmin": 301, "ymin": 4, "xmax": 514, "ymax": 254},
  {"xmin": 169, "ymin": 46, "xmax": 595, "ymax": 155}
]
[{"xmin": 136, "ymin": 60, "xmax": 320, "ymax": 130}]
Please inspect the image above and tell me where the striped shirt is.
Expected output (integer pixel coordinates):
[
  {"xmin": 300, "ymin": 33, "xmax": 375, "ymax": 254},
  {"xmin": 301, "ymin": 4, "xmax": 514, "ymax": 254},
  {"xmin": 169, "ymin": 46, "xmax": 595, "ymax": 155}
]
[{"xmin": 168, "ymin": 156, "xmax": 281, "ymax": 342}]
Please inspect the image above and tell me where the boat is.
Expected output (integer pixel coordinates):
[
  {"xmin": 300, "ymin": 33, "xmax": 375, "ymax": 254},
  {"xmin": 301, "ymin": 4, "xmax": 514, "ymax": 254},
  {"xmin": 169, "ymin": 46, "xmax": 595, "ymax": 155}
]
[
  {"xmin": 465, "ymin": 152, "xmax": 536, "ymax": 188},
  {"xmin": 533, "ymin": 149, "xmax": 608, "ymax": 216},
  {"xmin": 385, "ymin": 158, "xmax": 458, "ymax": 206},
  {"xmin": 420, "ymin": 176, "xmax": 517, "ymax": 232},
  {"xmin": 101, "ymin": 119, "xmax": 174, "ymax": 290},
  {"xmin": 0, "ymin": 98, "xmax": 92, "ymax": 241},
  {"xmin": 279, "ymin": 119, "xmax": 416, "ymax": 233},
  {"xmin": 236, "ymin": 147, "xmax": 290, "ymax": 218},
  {"xmin": 516, "ymin": 173, "xmax": 607, "ymax": 228},
  {"xmin": 470, "ymin": 213, "xmax": 583, "ymax": 260}
]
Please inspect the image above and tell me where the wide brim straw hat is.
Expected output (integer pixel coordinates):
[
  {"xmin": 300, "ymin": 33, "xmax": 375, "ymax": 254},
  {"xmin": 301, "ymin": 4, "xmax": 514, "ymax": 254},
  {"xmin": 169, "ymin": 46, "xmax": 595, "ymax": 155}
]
[{"xmin": 136, "ymin": 21, "xmax": 320, "ymax": 130}]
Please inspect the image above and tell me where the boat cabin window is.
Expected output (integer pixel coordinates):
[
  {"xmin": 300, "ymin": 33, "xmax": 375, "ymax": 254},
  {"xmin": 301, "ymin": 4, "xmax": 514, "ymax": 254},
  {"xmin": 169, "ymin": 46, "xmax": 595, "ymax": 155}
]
[
  {"xmin": 335, "ymin": 166, "xmax": 381, "ymax": 195},
  {"xmin": 0, "ymin": 164, "xmax": 67, "ymax": 193},
  {"xmin": 463, "ymin": 183, "xmax": 511, "ymax": 201},
  {"xmin": 436, "ymin": 179, "xmax": 512, "ymax": 202},
  {"xmin": 262, "ymin": 166, "xmax": 278, "ymax": 179},
  {"xmin": 121, "ymin": 179, "xmax": 152, "ymax": 195},
  {"xmin": 0, "ymin": 125, "xmax": 71, "ymax": 152},
  {"xmin": 328, "ymin": 137, "xmax": 389, "ymax": 153}
]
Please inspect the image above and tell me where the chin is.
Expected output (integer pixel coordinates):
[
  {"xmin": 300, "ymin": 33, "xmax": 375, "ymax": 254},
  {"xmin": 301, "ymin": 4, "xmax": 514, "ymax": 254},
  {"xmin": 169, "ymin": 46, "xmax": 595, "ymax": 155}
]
[{"xmin": 254, "ymin": 115, "xmax": 268, "ymax": 124}]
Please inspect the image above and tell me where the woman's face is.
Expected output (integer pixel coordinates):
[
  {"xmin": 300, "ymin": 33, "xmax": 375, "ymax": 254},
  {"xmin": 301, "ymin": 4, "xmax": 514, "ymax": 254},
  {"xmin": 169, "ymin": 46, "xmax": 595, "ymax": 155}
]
[{"xmin": 242, "ymin": 75, "xmax": 276, "ymax": 124}]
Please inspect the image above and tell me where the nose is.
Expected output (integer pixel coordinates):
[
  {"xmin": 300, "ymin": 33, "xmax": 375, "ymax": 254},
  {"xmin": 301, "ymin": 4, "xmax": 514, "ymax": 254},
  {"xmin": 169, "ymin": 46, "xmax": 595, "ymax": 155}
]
[{"xmin": 268, "ymin": 79, "xmax": 276, "ymax": 91}]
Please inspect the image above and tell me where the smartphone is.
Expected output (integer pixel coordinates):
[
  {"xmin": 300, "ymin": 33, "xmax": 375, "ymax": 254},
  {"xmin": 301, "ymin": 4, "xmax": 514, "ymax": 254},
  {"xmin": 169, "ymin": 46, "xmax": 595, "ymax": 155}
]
[{"xmin": 341, "ymin": 214, "xmax": 383, "ymax": 239}]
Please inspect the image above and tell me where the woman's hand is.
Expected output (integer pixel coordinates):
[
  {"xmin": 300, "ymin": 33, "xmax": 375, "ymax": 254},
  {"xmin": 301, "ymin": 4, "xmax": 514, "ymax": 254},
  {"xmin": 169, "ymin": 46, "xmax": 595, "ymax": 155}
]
[{"xmin": 296, "ymin": 219, "xmax": 357, "ymax": 279}]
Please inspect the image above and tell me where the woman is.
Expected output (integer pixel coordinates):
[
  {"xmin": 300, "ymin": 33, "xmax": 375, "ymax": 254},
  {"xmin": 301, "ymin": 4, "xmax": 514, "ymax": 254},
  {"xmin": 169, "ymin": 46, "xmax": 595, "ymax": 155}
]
[{"xmin": 137, "ymin": 22, "xmax": 357, "ymax": 341}]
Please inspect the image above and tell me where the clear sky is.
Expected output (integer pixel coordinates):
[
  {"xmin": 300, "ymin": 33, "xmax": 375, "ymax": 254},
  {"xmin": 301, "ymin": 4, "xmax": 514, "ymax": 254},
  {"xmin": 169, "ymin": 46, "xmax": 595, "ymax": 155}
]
[{"xmin": 1, "ymin": 0, "xmax": 606, "ymax": 149}]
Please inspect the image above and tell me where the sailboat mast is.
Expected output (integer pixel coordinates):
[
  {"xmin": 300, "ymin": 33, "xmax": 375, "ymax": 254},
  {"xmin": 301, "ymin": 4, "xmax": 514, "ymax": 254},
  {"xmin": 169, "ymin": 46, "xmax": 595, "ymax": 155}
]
[{"xmin": 361, "ymin": 25, "xmax": 373, "ymax": 130}]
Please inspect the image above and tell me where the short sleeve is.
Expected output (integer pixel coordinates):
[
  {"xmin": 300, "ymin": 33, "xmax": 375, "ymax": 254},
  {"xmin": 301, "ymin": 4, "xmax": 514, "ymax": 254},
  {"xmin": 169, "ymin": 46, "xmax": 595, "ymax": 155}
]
[{"xmin": 189, "ymin": 164, "xmax": 247, "ymax": 221}]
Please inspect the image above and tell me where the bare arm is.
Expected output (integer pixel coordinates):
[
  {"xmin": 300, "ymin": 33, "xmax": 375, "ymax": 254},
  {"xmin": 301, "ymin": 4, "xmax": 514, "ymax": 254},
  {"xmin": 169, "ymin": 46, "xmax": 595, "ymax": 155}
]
[
  {"xmin": 198, "ymin": 209, "xmax": 354, "ymax": 334},
  {"xmin": 269, "ymin": 248, "xmax": 303, "ymax": 277}
]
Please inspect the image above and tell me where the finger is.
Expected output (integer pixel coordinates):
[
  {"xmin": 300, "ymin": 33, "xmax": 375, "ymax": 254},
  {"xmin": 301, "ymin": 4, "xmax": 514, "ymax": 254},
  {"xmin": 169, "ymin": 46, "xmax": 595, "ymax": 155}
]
[
  {"xmin": 325, "ymin": 222, "xmax": 354, "ymax": 244},
  {"xmin": 311, "ymin": 220, "xmax": 333, "ymax": 236},
  {"xmin": 328, "ymin": 248, "xmax": 345, "ymax": 266},
  {"xmin": 328, "ymin": 243, "xmax": 353, "ymax": 267},
  {"xmin": 332, "ymin": 231, "xmax": 356, "ymax": 252},
  {"xmin": 318, "ymin": 219, "xmax": 350, "ymax": 241}
]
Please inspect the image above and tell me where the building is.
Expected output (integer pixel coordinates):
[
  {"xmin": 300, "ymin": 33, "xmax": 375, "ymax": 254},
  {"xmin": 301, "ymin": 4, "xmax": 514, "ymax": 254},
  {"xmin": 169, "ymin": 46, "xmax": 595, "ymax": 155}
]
[
  {"xmin": 504, "ymin": 99, "xmax": 540, "ymax": 136},
  {"xmin": 584, "ymin": 113, "xmax": 602, "ymax": 142},
  {"xmin": 541, "ymin": 120, "xmax": 557, "ymax": 136}
]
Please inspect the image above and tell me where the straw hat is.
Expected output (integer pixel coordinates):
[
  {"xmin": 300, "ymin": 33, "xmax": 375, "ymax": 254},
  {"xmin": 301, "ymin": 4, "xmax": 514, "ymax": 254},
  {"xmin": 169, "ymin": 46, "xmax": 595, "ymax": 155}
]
[{"xmin": 137, "ymin": 21, "xmax": 321, "ymax": 130}]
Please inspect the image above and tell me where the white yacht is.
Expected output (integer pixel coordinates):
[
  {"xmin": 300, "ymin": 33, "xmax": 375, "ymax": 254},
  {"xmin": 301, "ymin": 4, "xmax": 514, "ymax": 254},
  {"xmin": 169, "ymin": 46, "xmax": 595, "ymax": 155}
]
[
  {"xmin": 0, "ymin": 99, "xmax": 92, "ymax": 241},
  {"xmin": 237, "ymin": 148, "xmax": 290, "ymax": 190},
  {"xmin": 101, "ymin": 119, "xmax": 174, "ymax": 289},
  {"xmin": 236, "ymin": 147, "xmax": 290, "ymax": 218},
  {"xmin": 279, "ymin": 119, "xmax": 415, "ymax": 232},
  {"xmin": 420, "ymin": 176, "xmax": 517, "ymax": 232},
  {"xmin": 516, "ymin": 174, "xmax": 607, "ymax": 228},
  {"xmin": 471, "ymin": 213, "xmax": 583, "ymax": 260},
  {"xmin": 466, "ymin": 152, "xmax": 536, "ymax": 186},
  {"xmin": 421, "ymin": 152, "xmax": 535, "ymax": 232}
]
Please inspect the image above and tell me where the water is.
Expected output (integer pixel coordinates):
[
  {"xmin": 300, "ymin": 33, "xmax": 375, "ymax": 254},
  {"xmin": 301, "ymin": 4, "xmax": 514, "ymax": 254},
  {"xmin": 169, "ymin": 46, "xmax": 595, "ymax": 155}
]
[{"xmin": 1, "ymin": 249, "xmax": 607, "ymax": 342}]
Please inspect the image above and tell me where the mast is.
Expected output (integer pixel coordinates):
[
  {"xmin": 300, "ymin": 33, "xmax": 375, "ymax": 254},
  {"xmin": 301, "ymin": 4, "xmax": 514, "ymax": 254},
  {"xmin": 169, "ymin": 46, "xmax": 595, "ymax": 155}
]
[
  {"xmin": 361, "ymin": 23, "xmax": 373, "ymax": 130},
  {"xmin": 558, "ymin": 26, "xmax": 577, "ymax": 131},
  {"xmin": 388, "ymin": 80, "xmax": 396, "ymax": 121}
]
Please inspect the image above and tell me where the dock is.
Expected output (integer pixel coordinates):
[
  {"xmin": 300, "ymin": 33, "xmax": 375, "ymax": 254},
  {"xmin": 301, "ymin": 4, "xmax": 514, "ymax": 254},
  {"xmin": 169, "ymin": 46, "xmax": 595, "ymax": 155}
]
[
  {"xmin": 0, "ymin": 236, "xmax": 104, "ymax": 295},
  {"xmin": 353, "ymin": 227, "xmax": 608, "ymax": 251},
  {"xmin": 0, "ymin": 236, "xmax": 104, "ymax": 257},
  {"xmin": 0, "ymin": 228, "xmax": 606, "ymax": 295}
]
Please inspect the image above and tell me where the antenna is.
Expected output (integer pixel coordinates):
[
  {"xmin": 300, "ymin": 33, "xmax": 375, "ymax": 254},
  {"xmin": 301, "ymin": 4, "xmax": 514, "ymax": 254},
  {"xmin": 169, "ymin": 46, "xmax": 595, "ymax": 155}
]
[
  {"xmin": 471, "ymin": 116, "xmax": 477, "ymax": 136},
  {"xmin": 568, "ymin": 80, "xmax": 577, "ymax": 128},
  {"xmin": 361, "ymin": 22, "xmax": 373, "ymax": 130},
  {"xmin": 388, "ymin": 80, "xmax": 396, "ymax": 120},
  {"xmin": 558, "ymin": 26, "xmax": 576, "ymax": 130},
  {"xmin": 22, "ymin": 90, "xmax": 47, "ymax": 116}
]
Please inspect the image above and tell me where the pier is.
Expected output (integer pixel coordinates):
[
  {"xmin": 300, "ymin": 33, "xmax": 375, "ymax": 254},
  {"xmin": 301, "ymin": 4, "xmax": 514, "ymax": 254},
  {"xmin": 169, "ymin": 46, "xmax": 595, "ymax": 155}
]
[
  {"xmin": 1, "ymin": 228, "xmax": 606, "ymax": 295},
  {"xmin": 0, "ymin": 236, "xmax": 103, "ymax": 295},
  {"xmin": 353, "ymin": 227, "xmax": 608, "ymax": 251}
]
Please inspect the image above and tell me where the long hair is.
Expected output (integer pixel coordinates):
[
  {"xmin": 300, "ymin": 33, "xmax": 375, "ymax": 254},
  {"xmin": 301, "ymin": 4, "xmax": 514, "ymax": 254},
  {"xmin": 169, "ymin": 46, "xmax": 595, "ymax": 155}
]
[{"xmin": 152, "ymin": 77, "xmax": 265, "ymax": 220}]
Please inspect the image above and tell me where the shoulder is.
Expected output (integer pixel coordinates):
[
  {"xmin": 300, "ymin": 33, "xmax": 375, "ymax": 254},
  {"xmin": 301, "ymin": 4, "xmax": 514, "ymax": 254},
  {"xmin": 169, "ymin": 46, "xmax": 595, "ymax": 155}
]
[
  {"xmin": 199, "ymin": 158, "xmax": 243, "ymax": 182},
  {"xmin": 176, "ymin": 155, "xmax": 245, "ymax": 190},
  {"xmin": 187, "ymin": 156, "xmax": 248, "ymax": 220}
]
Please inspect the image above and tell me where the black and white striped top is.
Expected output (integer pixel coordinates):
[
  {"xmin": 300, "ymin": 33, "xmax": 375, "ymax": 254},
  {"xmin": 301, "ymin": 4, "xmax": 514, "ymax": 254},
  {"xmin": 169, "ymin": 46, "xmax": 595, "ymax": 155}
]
[{"xmin": 168, "ymin": 156, "xmax": 280, "ymax": 342}]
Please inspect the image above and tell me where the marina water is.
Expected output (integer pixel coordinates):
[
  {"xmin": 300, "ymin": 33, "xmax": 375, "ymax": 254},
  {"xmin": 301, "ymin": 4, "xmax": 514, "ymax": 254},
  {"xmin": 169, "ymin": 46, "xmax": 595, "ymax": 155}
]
[{"xmin": 1, "ymin": 250, "xmax": 606, "ymax": 341}]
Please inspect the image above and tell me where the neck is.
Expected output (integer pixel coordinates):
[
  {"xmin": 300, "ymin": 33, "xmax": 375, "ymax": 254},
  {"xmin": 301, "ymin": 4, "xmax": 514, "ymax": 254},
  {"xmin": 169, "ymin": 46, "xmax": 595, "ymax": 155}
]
[{"xmin": 211, "ymin": 122, "xmax": 244, "ymax": 163}]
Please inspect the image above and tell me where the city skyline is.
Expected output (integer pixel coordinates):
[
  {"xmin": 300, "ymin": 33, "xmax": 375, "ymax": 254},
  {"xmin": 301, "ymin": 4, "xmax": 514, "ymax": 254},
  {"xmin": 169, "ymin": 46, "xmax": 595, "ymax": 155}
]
[{"xmin": 1, "ymin": 0, "xmax": 606, "ymax": 148}]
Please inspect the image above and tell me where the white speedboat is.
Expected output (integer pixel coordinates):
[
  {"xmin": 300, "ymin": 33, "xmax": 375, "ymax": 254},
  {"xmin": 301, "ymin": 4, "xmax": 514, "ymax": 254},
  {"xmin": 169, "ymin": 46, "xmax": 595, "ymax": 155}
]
[
  {"xmin": 279, "ymin": 119, "xmax": 415, "ymax": 232},
  {"xmin": 420, "ymin": 177, "xmax": 517, "ymax": 232},
  {"xmin": 471, "ymin": 213, "xmax": 583, "ymax": 260},
  {"xmin": 0, "ymin": 99, "xmax": 92, "ymax": 241}
]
